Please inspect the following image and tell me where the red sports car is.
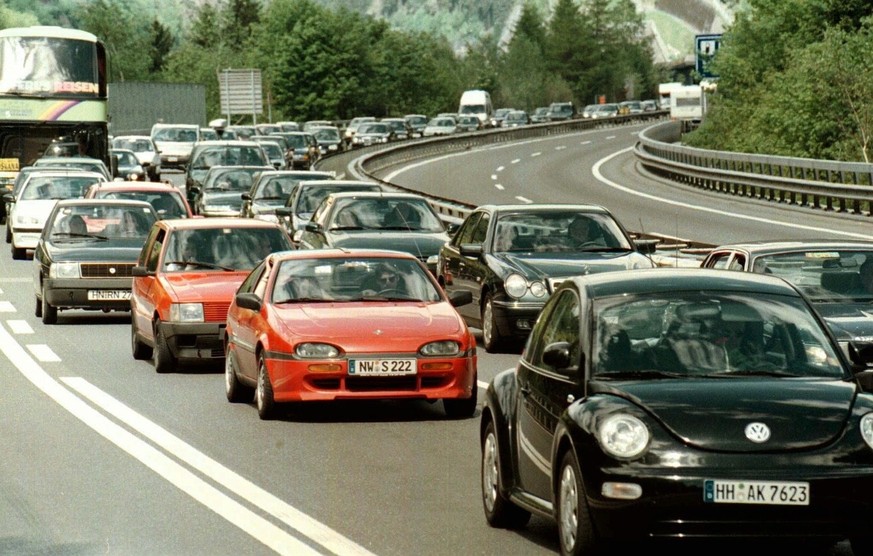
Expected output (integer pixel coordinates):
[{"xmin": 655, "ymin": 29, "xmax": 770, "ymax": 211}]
[{"xmin": 224, "ymin": 249, "xmax": 478, "ymax": 419}]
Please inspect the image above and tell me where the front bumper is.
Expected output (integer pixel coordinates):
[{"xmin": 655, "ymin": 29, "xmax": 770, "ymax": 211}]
[
  {"xmin": 491, "ymin": 297, "xmax": 545, "ymax": 341},
  {"xmin": 43, "ymin": 277, "xmax": 132, "ymax": 311},
  {"xmin": 158, "ymin": 320, "xmax": 225, "ymax": 361}
]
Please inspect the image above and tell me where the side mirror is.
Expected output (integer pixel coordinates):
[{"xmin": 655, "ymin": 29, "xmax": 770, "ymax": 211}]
[
  {"xmin": 275, "ymin": 207, "xmax": 292, "ymax": 217},
  {"xmin": 2, "ymin": 192, "xmax": 15, "ymax": 204},
  {"xmin": 235, "ymin": 292, "xmax": 262, "ymax": 312},
  {"xmin": 634, "ymin": 238, "xmax": 659, "ymax": 255},
  {"xmin": 459, "ymin": 243, "xmax": 483, "ymax": 258},
  {"xmin": 131, "ymin": 265, "xmax": 154, "ymax": 277},
  {"xmin": 445, "ymin": 222, "xmax": 460, "ymax": 235},
  {"xmin": 542, "ymin": 341, "xmax": 579, "ymax": 371},
  {"xmin": 448, "ymin": 289, "xmax": 473, "ymax": 308},
  {"xmin": 304, "ymin": 221, "xmax": 321, "ymax": 233},
  {"xmin": 241, "ymin": 193, "xmax": 252, "ymax": 201}
]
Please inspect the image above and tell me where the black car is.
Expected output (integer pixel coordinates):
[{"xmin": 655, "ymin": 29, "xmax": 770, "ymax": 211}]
[
  {"xmin": 184, "ymin": 140, "xmax": 271, "ymax": 204},
  {"xmin": 481, "ymin": 268, "xmax": 873, "ymax": 554},
  {"xmin": 701, "ymin": 240, "xmax": 873, "ymax": 358},
  {"xmin": 296, "ymin": 191, "xmax": 450, "ymax": 272},
  {"xmin": 32, "ymin": 198, "xmax": 157, "ymax": 324},
  {"xmin": 437, "ymin": 204, "xmax": 656, "ymax": 352}
]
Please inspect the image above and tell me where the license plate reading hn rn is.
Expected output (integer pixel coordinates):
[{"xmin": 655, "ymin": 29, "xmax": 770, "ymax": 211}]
[
  {"xmin": 87, "ymin": 290, "xmax": 131, "ymax": 301},
  {"xmin": 704, "ymin": 479, "xmax": 809, "ymax": 506},
  {"xmin": 348, "ymin": 359, "xmax": 416, "ymax": 376}
]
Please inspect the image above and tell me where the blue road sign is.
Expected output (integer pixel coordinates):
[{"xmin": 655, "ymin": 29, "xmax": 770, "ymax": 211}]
[{"xmin": 695, "ymin": 34, "xmax": 722, "ymax": 79}]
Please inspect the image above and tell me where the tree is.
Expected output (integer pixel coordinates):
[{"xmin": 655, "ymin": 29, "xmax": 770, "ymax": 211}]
[
  {"xmin": 149, "ymin": 19, "xmax": 174, "ymax": 74},
  {"xmin": 72, "ymin": 0, "xmax": 150, "ymax": 82}
]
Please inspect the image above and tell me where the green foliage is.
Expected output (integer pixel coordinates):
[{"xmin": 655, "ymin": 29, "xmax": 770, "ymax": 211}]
[{"xmin": 688, "ymin": 1, "xmax": 873, "ymax": 162}]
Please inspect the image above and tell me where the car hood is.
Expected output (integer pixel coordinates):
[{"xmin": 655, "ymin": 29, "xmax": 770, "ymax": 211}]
[
  {"xmin": 274, "ymin": 302, "xmax": 464, "ymax": 351},
  {"xmin": 12, "ymin": 199, "xmax": 58, "ymax": 224},
  {"xmin": 595, "ymin": 378, "xmax": 856, "ymax": 452},
  {"xmin": 328, "ymin": 231, "xmax": 449, "ymax": 257},
  {"xmin": 155, "ymin": 142, "xmax": 194, "ymax": 156},
  {"xmin": 813, "ymin": 302, "xmax": 873, "ymax": 342},
  {"xmin": 492, "ymin": 251, "xmax": 653, "ymax": 278},
  {"xmin": 161, "ymin": 272, "xmax": 249, "ymax": 302},
  {"xmin": 45, "ymin": 242, "xmax": 143, "ymax": 262}
]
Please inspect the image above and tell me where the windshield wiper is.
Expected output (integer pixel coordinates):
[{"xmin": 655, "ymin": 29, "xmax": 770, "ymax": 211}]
[
  {"xmin": 573, "ymin": 246, "xmax": 633, "ymax": 253},
  {"xmin": 330, "ymin": 225, "xmax": 366, "ymax": 231},
  {"xmin": 52, "ymin": 232, "xmax": 107, "ymax": 240},
  {"xmin": 163, "ymin": 260, "xmax": 235, "ymax": 271},
  {"xmin": 706, "ymin": 369, "xmax": 802, "ymax": 378}
]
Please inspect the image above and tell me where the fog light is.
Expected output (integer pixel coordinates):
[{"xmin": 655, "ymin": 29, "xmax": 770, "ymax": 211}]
[
  {"xmin": 307, "ymin": 363, "xmax": 341, "ymax": 373},
  {"xmin": 601, "ymin": 482, "xmax": 642, "ymax": 500},
  {"xmin": 516, "ymin": 319, "xmax": 531, "ymax": 330}
]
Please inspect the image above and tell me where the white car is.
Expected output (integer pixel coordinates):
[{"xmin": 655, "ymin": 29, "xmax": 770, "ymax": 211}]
[
  {"xmin": 5, "ymin": 169, "xmax": 107, "ymax": 259},
  {"xmin": 111, "ymin": 135, "xmax": 162, "ymax": 181},
  {"xmin": 150, "ymin": 123, "xmax": 200, "ymax": 170}
]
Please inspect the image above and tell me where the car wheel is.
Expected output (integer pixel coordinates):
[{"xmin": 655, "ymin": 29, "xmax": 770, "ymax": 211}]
[
  {"xmin": 481, "ymin": 419, "xmax": 531, "ymax": 529},
  {"xmin": 256, "ymin": 355, "xmax": 276, "ymax": 420},
  {"xmin": 5, "ymin": 223, "xmax": 10, "ymax": 243},
  {"xmin": 34, "ymin": 293, "xmax": 42, "ymax": 318},
  {"xmin": 41, "ymin": 283, "xmax": 57, "ymax": 324},
  {"xmin": 443, "ymin": 379, "xmax": 477, "ymax": 418},
  {"xmin": 11, "ymin": 243, "xmax": 25, "ymax": 260},
  {"xmin": 558, "ymin": 450, "xmax": 597, "ymax": 556},
  {"xmin": 131, "ymin": 320, "xmax": 153, "ymax": 360},
  {"xmin": 225, "ymin": 346, "xmax": 253, "ymax": 403},
  {"xmin": 153, "ymin": 320, "xmax": 176, "ymax": 373},
  {"xmin": 482, "ymin": 294, "xmax": 504, "ymax": 353}
]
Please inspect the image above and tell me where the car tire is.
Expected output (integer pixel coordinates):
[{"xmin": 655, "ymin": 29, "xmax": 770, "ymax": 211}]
[
  {"xmin": 481, "ymin": 419, "xmax": 531, "ymax": 529},
  {"xmin": 851, "ymin": 537, "xmax": 873, "ymax": 556},
  {"xmin": 153, "ymin": 320, "xmax": 175, "ymax": 373},
  {"xmin": 11, "ymin": 242, "xmax": 25, "ymax": 260},
  {"xmin": 225, "ymin": 346, "xmax": 253, "ymax": 403},
  {"xmin": 34, "ymin": 293, "xmax": 42, "ymax": 318},
  {"xmin": 131, "ymin": 320, "xmax": 153, "ymax": 360},
  {"xmin": 5, "ymin": 223, "xmax": 10, "ymax": 243},
  {"xmin": 256, "ymin": 355, "xmax": 276, "ymax": 420},
  {"xmin": 41, "ymin": 283, "xmax": 57, "ymax": 324},
  {"xmin": 443, "ymin": 376, "xmax": 477, "ymax": 418},
  {"xmin": 482, "ymin": 294, "xmax": 504, "ymax": 353},
  {"xmin": 557, "ymin": 450, "xmax": 597, "ymax": 556}
]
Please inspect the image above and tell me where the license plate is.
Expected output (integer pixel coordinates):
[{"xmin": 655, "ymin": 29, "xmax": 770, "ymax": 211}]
[
  {"xmin": 168, "ymin": 156, "xmax": 178, "ymax": 162},
  {"xmin": 348, "ymin": 359, "xmax": 416, "ymax": 376},
  {"xmin": 704, "ymin": 479, "xmax": 809, "ymax": 505},
  {"xmin": 87, "ymin": 290, "xmax": 131, "ymax": 301}
]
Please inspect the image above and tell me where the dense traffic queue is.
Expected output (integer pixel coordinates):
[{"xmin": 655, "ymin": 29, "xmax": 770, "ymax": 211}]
[{"xmin": 5, "ymin": 123, "xmax": 873, "ymax": 556}]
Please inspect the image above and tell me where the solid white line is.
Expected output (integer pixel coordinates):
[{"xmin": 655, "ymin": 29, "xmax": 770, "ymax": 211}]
[
  {"xmin": 26, "ymin": 344, "xmax": 60, "ymax": 362},
  {"xmin": 0, "ymin": 301, "xmax": 15, "ymax": 312},
  {"xmin": 7, "ymin": 320, "xmax": 33, "ymax": 334},
  {"xmin": 592, "ymin": 147, "xmax": 873, "ymax": 239},
  {"xmin": 0, "ymin": 325, "xmax": 322, "ymax": 555},
  {"xmin": 63, "ymin": 377, "xmax": 377, "ymax": 556}
]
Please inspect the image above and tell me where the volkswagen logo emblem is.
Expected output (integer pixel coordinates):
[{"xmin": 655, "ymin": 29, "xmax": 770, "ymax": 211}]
[{"xmin": 744, "ymin": 422, "xmax": 771, "ymax": 443}]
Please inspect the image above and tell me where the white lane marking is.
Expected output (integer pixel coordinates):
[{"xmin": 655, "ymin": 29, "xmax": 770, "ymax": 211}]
[
  {"xmin": 491, "ymin": 174, "xmax": 498, "ymax": 180},
  {"xmin": 63, "ymin": 378, "xmax": 376, "ymax": 556},
  {"xmin": 511, "ymin": 158, "xmax": 521, "ymax": 164},
  {"xmin": 495, "ymin": 184, "xmax": 505, "ymax": 190},
  {"xmin": 515, "ymin": 196, "xmax": 533, "ymax": 204},
  {"xmin": 0, "ymin": 325, "xmax": 368, "ymax": 556},
  {"xmin": 606, "ymin": 135, "xmax": 616, "ymax": 139},
  {"xmin": 7, "ymin": 320, "xmax": 33, "ymax": 334},
  {"xmin": 27, "ymin": 344, "xmax": 60, "ymax": 362},
  {"xmin": 592, "ymin": 147, "xmax": 873, "ymax": 240},
  {"xmin": 580, "ymin": 140, "xmax": 592, "ymax": 145},
  {"xmin": 0, "ymin": 301, "xmax": 15, "ymax": 312},
  {"xmin": 496, "ymin": 166, "xmax": 505, "ymax": 172},
  {"xmin": 554, "ymin": 145, "xmax": 566, "ymax": 150},
  {"xmin": 531, "ymin": 152, "xmax": 542, "ymax": 157}
]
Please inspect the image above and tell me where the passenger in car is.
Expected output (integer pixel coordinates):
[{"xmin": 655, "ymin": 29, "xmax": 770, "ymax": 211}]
[{"xmin": 567, "ymin": 216, "xmax": 605, "ymax": 249}]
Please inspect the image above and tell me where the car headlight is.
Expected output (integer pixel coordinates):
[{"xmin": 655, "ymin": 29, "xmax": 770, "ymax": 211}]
[
  {"xmin": 49, "ymin": 262, "xmax": 80, "ymax": 278},
  {"xmin": 170, "ymin": 303, "xmax": 204, "ymax": 322},
  {"xmin": 861, "ymin": 414, "xmax": 873, "ymax": 449},
  {"xmin": 296, "ymin": 342, "xmax": 340, "ymax": 358},
  {"xmin": 16, "ymin": 213, "xmax": 40, "ymax": 225},
  {"xmin": 504, "ymin": 273, "xmax": 530, "ymax": 299},
  {"xmin": 529, "ymin": 281, "xmax": 547, "ymax": 297},
  {"xmin": 420, "ymin": 340, "xmax": 460, "ymax": 356},
  {"xmin": 598, "ymin": 414, "xmax": 650, "ymax": 459}
]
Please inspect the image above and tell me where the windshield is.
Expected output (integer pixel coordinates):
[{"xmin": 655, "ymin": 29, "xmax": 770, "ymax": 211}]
[
  {"xmin": 330, "ymin": 197, "xmax": 445, "ymax": 231},
  {"xmin": 271, "ymin": 257, "xmax": 442, "ymax": 303},
  {"xmin": 753, "ymin": 250, "xmax": 873, "ymax": 301},
  {"xmin": 492, "ymin": 211, "xmax": 632, "ymax": 252},
  {"xmin": 592, "ymin": 292, "xmax": 844, "ymax": 379},
  {"xmin": 22, "ymin": 175, "xmax": 101, "ymax": 200},
  {"xmin": 49, "ymin": 204, "xmax": 154, "ymax": 241},
  {"xmin": 204, "ymin": 169, "xmax": 260, "ymax": 191},
  {"xmin": 163, "ymin": 227, "xmax": 289, "ymax": 271}
]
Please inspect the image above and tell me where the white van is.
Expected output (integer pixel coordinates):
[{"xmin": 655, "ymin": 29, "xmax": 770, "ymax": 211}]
[{"xmin": 458, "ymin": 90, "xmax": 493, "ymax": 127}]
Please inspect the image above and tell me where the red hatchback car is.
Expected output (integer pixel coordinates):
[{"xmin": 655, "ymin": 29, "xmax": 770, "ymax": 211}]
[
  {"xmin": 131, "ymin": 218, "xmax": 293, "ymax": 373},
  {"xmin": 224, "ymin": 249, "xmax": 478, "ymax": 420}
]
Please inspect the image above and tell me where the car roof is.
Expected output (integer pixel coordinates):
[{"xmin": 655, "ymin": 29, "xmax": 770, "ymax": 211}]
[
  {"xmin": 156, "ymin": 217, "xmax": 284, "ymax": 231},
  {"xmin": 87, "ymin": 182, "xmax": 178, "ymax": 192},
  {"xmin": 708, "ymin": 240, "xmax": 873, "ymax": 254},
  {"xmin": 204, "ymin": 165, "xmax": 271, "ymax": 174},
  {"xmin": 568, "ymin": 267, "xmax": 802, "ymax": 298},
  {"xmin": 23, "ymin": 169, "xmax": 106, "ymax": 179},
  {"xmin": 475, "ymin": 203, "xmax": 612, "ymax": 214},
  {"xmin": 267, "ymin": 248, "xmax": 421, "ymax": 264},
  {"xmin": 53, "ymin": 198, "xmax": 155, "ymax": 209},
  {"xmin": 324, "ymin": 191, "xmax": 428, "ymax": 201},
  {"xmin": 192, "ymin": 140, "xmax": 263, "ymax": 148}
]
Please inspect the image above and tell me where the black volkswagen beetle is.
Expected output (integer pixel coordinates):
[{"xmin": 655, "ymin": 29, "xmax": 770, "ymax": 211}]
[
  {"xmin": 437, "ymin": 204, "xmax": 657, "ymax": 353},
  {"xmin": 480, "ymin": 268, "xmax": 873, "ymax": 555}
]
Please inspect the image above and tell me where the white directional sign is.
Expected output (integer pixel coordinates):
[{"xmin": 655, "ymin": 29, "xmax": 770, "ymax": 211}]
[{"xmin": 218, "ymin": 68, "xmax": 263, "ymax": 121}]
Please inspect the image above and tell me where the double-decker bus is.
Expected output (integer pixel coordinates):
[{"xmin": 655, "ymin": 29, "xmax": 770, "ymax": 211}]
[{"xmin": 0, "ymin": 26, "xmax": 109, "ymax": 173}]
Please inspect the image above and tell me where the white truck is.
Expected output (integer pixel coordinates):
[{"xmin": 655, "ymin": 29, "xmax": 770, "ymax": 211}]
[
  {"xmin": 670, "ymin": 85, "xmax": 704, "ymax": 131},
  {"xmin": 658, "ymin": 82, "xmax": 683, "ymax": 110},
  {"xmin": 458, "ymin": 90, "xmax": 493, "ymax": 127}
]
